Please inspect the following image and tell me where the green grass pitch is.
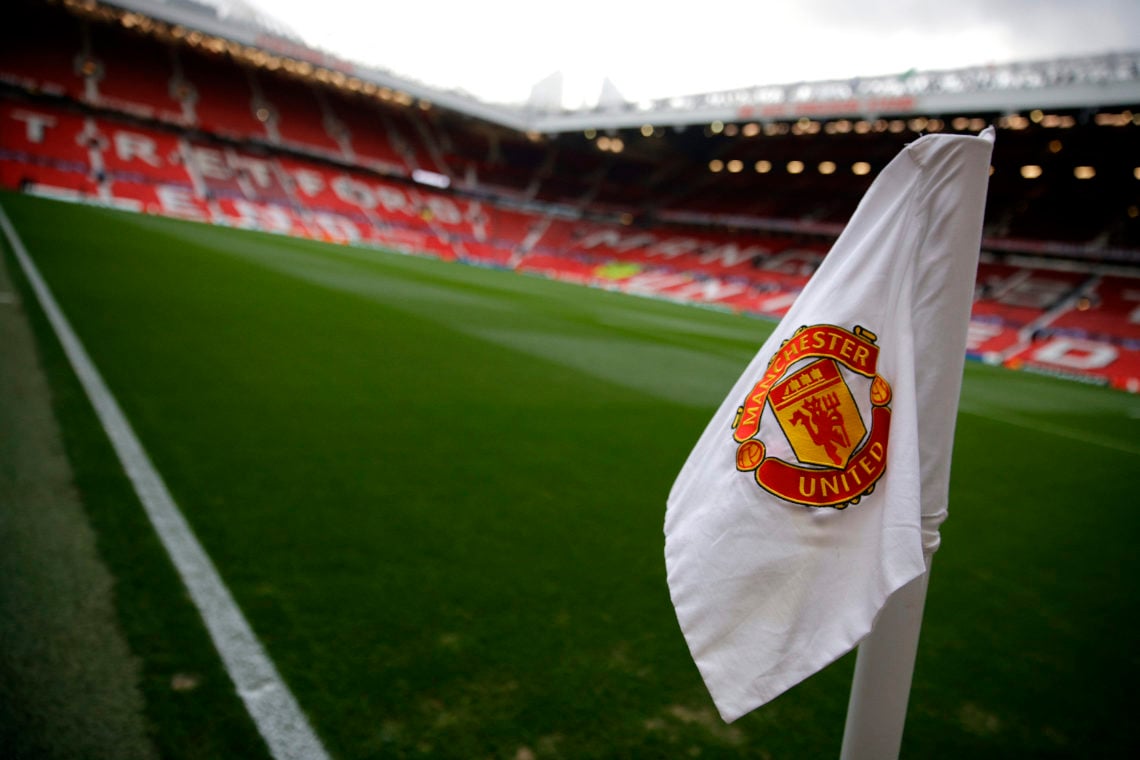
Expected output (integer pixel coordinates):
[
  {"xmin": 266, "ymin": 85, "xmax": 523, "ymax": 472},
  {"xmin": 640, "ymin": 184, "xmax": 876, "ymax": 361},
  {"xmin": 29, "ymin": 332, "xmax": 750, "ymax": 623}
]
[{"xmin": 2, "ymin": 191, "xmax": 1138, "ymax": 758}]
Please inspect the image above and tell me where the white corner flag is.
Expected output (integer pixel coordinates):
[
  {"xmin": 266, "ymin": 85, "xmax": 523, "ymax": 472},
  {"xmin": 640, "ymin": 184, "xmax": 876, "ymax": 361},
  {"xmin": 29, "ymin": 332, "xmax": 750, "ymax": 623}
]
[{"xmin": 665, "ymin": 129, "xmax": 994, "ymax": 729}]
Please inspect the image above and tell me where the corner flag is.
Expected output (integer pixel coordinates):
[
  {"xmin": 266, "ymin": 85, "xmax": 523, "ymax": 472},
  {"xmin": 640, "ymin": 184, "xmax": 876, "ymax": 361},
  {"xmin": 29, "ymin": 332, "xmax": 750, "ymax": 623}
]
[{"xmin": 665, "ymin": 128, "xmax": 994, "ymax": 724}]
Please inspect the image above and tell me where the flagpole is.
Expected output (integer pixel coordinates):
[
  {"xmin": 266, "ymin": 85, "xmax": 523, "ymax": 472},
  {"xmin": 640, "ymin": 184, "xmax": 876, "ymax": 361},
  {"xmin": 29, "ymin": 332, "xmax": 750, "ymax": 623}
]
[{"xmin": 839, "ymin": 558, "xmax": 932, "ymax": 760}]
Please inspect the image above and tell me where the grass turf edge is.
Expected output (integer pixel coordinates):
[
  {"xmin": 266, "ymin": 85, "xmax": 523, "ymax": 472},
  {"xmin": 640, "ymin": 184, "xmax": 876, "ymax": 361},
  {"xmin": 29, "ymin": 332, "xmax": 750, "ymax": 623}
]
[{"xmin": 0, "ymin": 197, "xmax": 276, "ymax": 760}]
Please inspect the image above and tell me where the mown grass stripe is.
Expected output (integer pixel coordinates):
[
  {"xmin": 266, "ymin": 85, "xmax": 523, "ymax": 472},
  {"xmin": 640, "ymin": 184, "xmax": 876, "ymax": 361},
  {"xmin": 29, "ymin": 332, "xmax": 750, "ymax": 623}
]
[
  {"xmin": 0, "ymin": 202, "xmax": 329, "ymax": 760},
  {"xmin": 959, "ymin": 405, "xmax": 1140, "ymax": 456}
]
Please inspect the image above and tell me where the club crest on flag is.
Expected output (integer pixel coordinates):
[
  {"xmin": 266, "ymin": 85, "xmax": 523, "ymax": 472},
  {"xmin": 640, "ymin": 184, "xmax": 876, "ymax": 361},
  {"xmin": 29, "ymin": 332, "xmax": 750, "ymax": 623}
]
[{"xmin": 731, "ymin": 324, "xmax": 892, "ymax": 509}]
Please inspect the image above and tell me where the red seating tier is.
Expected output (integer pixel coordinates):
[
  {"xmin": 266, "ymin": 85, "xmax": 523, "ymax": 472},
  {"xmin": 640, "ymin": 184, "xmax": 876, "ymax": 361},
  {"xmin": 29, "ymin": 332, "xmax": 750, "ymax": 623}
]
[
  {"xmin": 1, "ymin": 101, "xmax": 91, "ymax": 168},
  {"xmin": 258, "ymin": 74, "xmax": 342, "ymax": 154},
  {"xmin": 971, "ymin": 267, "xmax": 1087, "ymax": 327},
  {"xmin": 94, "ymin": 120, "xmax": 191, "ymax": 185},
  {"xmin": 90, "ymin": 25, "xmax": 183, "ymax": 121},
  {"xmin": 1047, "ymin": 275, "xmax": 1140, "ymax": 344},
  {"xmin": 0, "ymin": 158, "xmax": 94, "ymax": 195},
  {"xmin": 0, "ymin": 3, "xmax": 84, "ymax": 98},
  {"xmin": 181, "ymin": 53, "xmax": 268, "ymax": 139},
  {"xmin": 326, "ymin": 96, "xmax": 408, "ymax": 174}
]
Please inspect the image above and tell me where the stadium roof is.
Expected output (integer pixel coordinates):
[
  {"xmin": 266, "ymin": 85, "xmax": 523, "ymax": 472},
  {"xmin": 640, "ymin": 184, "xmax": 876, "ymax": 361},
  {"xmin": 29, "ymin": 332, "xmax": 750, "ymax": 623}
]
[{"xmin": 96, "ymin": 0, "xmax": 1140, "ymax": 133}]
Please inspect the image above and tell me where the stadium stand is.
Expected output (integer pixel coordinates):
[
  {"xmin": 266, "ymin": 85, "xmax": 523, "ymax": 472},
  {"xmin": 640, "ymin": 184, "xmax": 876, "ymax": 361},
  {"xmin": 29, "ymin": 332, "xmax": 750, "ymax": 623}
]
[
  {"xmin": 1, "ymin": 0, "xmax": 1138, "ymax": 390},
  {"xmin": 971, "ymin": 265, "xmax": 1089, "ymax": 329},
  {"xmin": 276, "ymin": 156, "xmax": 364, "ymax": 216},
  {"xmin": 256, "ymin": 71, "xmax": 343, "ymax": 156},
  {"xmin": 324, "ymin": 94, "xmax": 410, "ymax": 175},
  {"xmin": 212, "ymin": 197, "xmax": 310, "ymax": 237},
  {"xmin": 180, "ymin": 51, "xmax": 269, "ymax": 139},
  {"xmin": 0, "ymin": 1, "xmax": 85, "ymax": 99},
  {"xmin": 0, "ymin": 100, "xmax": 93, "ymax": 169},
  {"xmin": 384, "ymin": 106, "xmax": 450, "ymax": 175},
  {"xmin": 1043, "ymin": 274, "xmax": 1140, "ymax": 346},
  {"xmin": 94, "ymin": 118, "xmax": 192, "ymax": 185},
  {"xmin": 89, "ymin": 23, "xmax": 185, "ymax": 123},
  {"xmin": 0, "ymin": 158, "xmax": 96, "ymax": 197}
]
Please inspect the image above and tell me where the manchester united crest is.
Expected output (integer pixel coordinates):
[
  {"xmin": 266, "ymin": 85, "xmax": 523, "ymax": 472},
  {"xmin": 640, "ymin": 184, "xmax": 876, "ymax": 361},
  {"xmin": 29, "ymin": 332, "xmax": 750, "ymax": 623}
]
[{"xmin": 732, "ymin": 324, "xmax": 892, "ymax": 509}]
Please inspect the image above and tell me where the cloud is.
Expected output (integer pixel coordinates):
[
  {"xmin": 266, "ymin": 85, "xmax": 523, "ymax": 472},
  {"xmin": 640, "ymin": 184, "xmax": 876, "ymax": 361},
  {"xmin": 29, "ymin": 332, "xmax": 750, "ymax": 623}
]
[{"xmin": 249, "ymin": 0, "xmax": 1140, "ymax": 105}]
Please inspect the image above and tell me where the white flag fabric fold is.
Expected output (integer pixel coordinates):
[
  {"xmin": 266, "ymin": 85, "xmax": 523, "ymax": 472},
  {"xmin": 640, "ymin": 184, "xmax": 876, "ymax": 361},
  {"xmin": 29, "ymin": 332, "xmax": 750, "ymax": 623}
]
[{"xmin": 665, "ymin": 128, "xmax": 994, "ymax": 723}]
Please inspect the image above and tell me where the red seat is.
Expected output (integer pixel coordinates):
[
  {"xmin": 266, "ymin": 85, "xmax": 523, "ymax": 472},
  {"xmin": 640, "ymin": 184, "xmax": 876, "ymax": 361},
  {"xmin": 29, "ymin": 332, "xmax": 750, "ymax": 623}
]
[
  {"xmin": 258, "ymin": 74, "xmax": 342, "ymax": 155},
  {"xmin": 326, "ymin": 96, "xmax": 409, "ymax": 174},
  {"xmin": 1, "ymin": 101, "xmax": 92, "ymax": 168},
  {"xmin": 94, "ymin": 119, "xmax": 192, "ymax": 185},
  {"xmin": 1, "ymin": 158, "xmax": 95, "ymax": 195},
  {"xmin": 181, "ymin": 52, "xmax": 268, "ymax": 139},
  {"xmin": 0, "ymin": 2, "xmax": 84, "ymax": 99},
  {"xmin": 972, "ymin": 266, "xmax": 1087, "ymax": 328},
  {"xmin": 91, "ymin": 25, "xmax": 184, "ymax": 122},
  {"xmin": 1046, "ymin": 275, "xmax": 1140, "ymax": 345},
  {"xmin": 109, "ymin": 179, "xmax": 210, "ymax": 220}
]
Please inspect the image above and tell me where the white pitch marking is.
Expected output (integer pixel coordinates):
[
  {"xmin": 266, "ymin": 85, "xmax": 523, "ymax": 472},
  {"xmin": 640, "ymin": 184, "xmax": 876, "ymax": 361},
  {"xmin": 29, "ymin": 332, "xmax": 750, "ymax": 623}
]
[{"xmin": 0, "ymin": 203, "xmax": 329, "ymax": 760}]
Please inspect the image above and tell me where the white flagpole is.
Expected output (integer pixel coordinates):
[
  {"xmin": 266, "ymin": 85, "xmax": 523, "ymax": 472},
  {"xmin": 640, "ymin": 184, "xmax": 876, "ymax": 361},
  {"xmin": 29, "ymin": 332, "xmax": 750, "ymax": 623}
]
[{"xmin": 839, "ymin": 558, "xmax": 933, "ymax": 760}]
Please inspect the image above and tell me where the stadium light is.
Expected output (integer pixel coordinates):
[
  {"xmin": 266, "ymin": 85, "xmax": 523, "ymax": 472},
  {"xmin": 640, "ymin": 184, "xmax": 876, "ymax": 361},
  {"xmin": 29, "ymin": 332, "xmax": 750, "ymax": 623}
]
[
  {"xmin": 641, "ymin": 124, "xmax": 654, "ymax": 137},
  {"xmin": 709, "ymin": 160, "xmax": 724, "ymax": 173},
  {"xmin": 755, "ymin": 160, "xmax": 772, "ymax": 174},
  {"xmin": 787, "ymin": 160, "xmax": 805, "ymax": 174},
  {"xmin": 1074, "ymin": 166, "xmax": 1096, "ymax": 179},
  {"xmin": 742, "ymin": 123, "xmax": 760, "ymax": 137},
  {"xmin": 1095, "ymin": 112, "xmax": 1134, "ymax": 127},
  {"xmin": 852, "ymin": 162, "xmax": 871, "ymax": 176},
  {"xmin": 1049, "ymin": 139, "xmax": 1064, "ymax": 153},
  {"xmin": 818, "ymin": 161, "xmax": 836, "ymax": 175},
  {"xmin": 1020, "ymin": 165, "xmax": 1043, "ymax": 179},
  {"xmin": 854, "ymin": 121, "xmax": 871, "ymax": 134},
  {"xmin": 412, "ymin": 169, "xmax": 451, "ymax": 189},
  {"xmin": 793, "ymin": 118, "xmax": 821, "ymax": 135},
  {"xmin": 710, "ymin": 121, "xmax": 725, "ymax": 135},
  {"xmin": 727, "ymin": 159, "xmax": 744, "ymax": 173},
  {"xmin": 1000, "ymin": 114, "xmax": 1030, "ymax": 130}
]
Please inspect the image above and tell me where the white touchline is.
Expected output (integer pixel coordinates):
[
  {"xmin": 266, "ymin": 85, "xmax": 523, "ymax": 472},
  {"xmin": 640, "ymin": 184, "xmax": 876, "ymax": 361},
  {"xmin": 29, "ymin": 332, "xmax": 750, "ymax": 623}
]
[{"xmin": 0, "ymin": 203, "xmax": 330, "ymax": 760}]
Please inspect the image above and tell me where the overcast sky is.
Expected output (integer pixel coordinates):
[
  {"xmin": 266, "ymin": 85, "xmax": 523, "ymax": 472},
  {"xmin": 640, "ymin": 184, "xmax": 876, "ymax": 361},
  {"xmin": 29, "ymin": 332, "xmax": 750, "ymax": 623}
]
[{"xmin": 238, "ymin": 0, "xmax": 1140, "ymax": 107}]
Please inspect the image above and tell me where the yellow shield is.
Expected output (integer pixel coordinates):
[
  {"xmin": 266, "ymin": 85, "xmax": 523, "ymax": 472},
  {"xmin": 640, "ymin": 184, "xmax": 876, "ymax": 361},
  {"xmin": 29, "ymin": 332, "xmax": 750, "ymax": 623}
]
[{"xmin": 768, "ymin": 358, "xmax": 866, "ymax": 469}]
